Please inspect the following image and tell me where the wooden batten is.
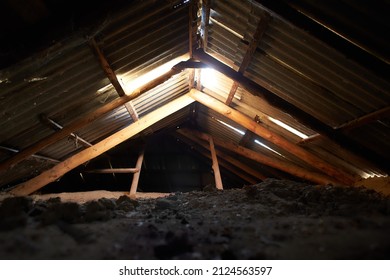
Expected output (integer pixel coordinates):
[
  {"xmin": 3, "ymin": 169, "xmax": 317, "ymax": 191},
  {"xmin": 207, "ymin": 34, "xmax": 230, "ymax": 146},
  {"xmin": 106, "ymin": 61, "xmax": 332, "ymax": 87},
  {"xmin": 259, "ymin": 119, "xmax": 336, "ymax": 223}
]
[
  {"xmin": 9, "ymin": 94, "xmax": 195, "ymax": 196},
  {"xmin": 187, "ymin": 90, "xmax": 357, "ymax": 185}
]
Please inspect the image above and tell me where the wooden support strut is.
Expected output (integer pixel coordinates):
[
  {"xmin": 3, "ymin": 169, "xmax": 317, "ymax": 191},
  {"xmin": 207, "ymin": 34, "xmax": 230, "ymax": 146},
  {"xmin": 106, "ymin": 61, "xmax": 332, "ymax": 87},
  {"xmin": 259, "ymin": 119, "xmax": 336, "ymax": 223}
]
[
  {"xmin": 193, "ymin": 49, "xmax": 389, "ymax": 173},
  {"xmin": 188, "ymin": 89, "xmax": 356, "ymax": 185},
  {"xmin": 9, "ymin": 94, "xmax": 195, "ymax": 196},
  {"xmin": 208, "ymin": 136, "xmax": 223, "ymax": 190},
  {"xmin": 176, "ymin": 132, "xmax": 266, "ymax": 181},
  {"xmin": 179, "ymin": 128, "xmax": 340, "ymax": 185},
  {"xmin": 0, "ymin": 61, "xmax": 193, "ymax": 172},
  {"xmin": 130, "ymin": 150, "xmax": 145, "ymax": 197}
]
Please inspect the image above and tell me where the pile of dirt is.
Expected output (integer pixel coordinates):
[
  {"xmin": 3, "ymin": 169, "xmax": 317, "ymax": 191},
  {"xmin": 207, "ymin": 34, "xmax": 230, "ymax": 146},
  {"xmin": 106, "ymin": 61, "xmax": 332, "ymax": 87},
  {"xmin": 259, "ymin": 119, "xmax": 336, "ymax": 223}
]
[{"xmin": 0, "ymin": 179, "xmax": 389, "ymax": 259}]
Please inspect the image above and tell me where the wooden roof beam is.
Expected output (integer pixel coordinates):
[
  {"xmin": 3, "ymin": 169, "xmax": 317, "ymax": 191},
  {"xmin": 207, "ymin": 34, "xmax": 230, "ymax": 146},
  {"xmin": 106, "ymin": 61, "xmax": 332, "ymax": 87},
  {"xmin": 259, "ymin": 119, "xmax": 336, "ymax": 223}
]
[
  {"xmin": 9, "ymin": 94, "xmax": 195, "ymax": 196},
  {"xmin": 188, "ymin": 89, "xmax": 356, "ymax": 185},
  {"xmin": 193, "ymin": 49, "xmax": 389, "ymax": 173}
]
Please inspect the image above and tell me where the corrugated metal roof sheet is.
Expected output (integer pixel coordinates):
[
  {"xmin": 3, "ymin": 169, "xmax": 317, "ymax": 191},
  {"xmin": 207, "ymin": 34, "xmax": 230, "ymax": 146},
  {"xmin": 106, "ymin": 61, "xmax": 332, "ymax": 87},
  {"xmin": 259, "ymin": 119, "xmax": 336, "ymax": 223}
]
[
  {"xmin": 0, "ymin": 0, "xmax": 388, "ymax": 190},
  {"xmin": 201, "ymin": 0, "xmax": 389, "ymax": 179}
]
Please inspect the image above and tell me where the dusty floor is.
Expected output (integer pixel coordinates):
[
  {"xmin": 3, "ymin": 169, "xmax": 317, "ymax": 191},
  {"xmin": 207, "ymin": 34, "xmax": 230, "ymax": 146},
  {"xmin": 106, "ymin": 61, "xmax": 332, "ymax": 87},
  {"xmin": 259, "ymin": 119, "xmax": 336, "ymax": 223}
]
[{"xmin": 0, "ymin": 179, "xmax": 390, "ymax": 260}]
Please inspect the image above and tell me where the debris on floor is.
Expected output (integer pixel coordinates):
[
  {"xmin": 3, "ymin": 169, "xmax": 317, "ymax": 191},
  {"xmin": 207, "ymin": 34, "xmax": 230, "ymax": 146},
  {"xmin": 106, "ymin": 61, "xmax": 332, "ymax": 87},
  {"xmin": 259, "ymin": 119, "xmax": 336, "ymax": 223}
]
[{"xmin": 0, "ymin": 179, "xmax": 389, "ymax": 259}]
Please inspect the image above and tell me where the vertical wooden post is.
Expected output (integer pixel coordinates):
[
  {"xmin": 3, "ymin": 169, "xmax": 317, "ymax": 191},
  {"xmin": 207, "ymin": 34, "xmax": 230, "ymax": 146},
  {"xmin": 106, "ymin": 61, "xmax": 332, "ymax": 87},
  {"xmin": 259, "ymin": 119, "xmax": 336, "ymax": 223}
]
[
  {"xmin": 209, "ymin": 136, "xmax": 223, "ymax": 190},
  {"xmin": 129, "ymin": 150, "xmax": 145, "ymax": 198}
]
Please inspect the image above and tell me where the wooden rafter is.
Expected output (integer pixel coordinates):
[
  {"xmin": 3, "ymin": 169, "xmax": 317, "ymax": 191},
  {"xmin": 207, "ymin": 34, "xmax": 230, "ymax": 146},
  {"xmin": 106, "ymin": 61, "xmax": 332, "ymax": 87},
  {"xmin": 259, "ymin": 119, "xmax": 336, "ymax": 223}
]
[
  {"xmin": 193, "ymin": 49, "xmax": 389, "ymax": 173},
  {"xmin": 179, "ymin": 128, "xmax": 339, "ymax": 185},
  {"xmin": 9, "ymin": 94, "xmax": 195, "ymax": 196},
  {"xmin": 226, "ymin": 12, "xmax": 270, "ymax": 105},
  {"xmin": 89, "ymin": 38, "xmax": 139, "ymax": 121},
  {"xmin": 189, "ymin": 89, "xmax": 356, "ymax": 185}
]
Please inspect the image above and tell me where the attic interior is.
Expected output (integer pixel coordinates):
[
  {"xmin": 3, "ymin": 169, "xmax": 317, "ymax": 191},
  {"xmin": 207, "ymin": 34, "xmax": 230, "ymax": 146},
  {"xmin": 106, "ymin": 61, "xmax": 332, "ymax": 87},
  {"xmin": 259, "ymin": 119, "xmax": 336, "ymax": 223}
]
[{"xmin": 0, "ymin": 0, "xmax": 389, "ymax": 260}]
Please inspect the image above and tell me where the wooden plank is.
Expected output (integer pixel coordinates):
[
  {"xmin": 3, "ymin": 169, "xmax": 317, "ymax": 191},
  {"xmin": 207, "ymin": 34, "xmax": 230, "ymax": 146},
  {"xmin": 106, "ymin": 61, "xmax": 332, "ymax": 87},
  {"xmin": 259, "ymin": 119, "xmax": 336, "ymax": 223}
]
[
  {"xmin": 130, "ymin": 150, "xmax": 145, "ymax": 197},
  {"xmin": 209, "ymin": 136, "xmax": 223, "ymax": 190},
  {"xmin": 193, "ymin": 49, "xmax": 389, "ymax": 173},
  {"xmin": 188, "ymin": 89, "xmax": 356, "ymax": 185},
  {"xmin": 0, "ymin": 64, "xmax": 186, "ymax": 172},
  {"xmin": 9, "ymin": 94, "xmax": 195, "ymax": 196},
  {"xmin": 179, "ymin": 128, "xmax": 340, "ymax": 185},
  {"xmin": 84, "ymin": 168, "xmax": 139, "ymax": 174}
]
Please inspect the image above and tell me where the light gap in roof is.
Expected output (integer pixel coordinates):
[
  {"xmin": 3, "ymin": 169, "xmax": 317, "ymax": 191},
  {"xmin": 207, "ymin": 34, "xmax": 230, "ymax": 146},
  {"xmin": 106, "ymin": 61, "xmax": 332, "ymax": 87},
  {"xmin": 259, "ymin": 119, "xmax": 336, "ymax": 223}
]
[
  {"xmin": 200, "ymin": 68, "xmax": 219, "ymax": 89},
  {"xmin": 210, "ymin": 17, "xmax": 244, "ymax": 40},
  {"xmin": 119, "ymin": 54, "xmax": 189, "ymax": 95},
  {"xmin": 268, "ymin": 117, "xmax": 309, "ymax": 139},
  {"xmin": 254, "ymin": 139, "xmax": 284, "ymax": 157},
  {"xmin": 216, "ymin": 119, "xmax": 245, "ymax": 135}
]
